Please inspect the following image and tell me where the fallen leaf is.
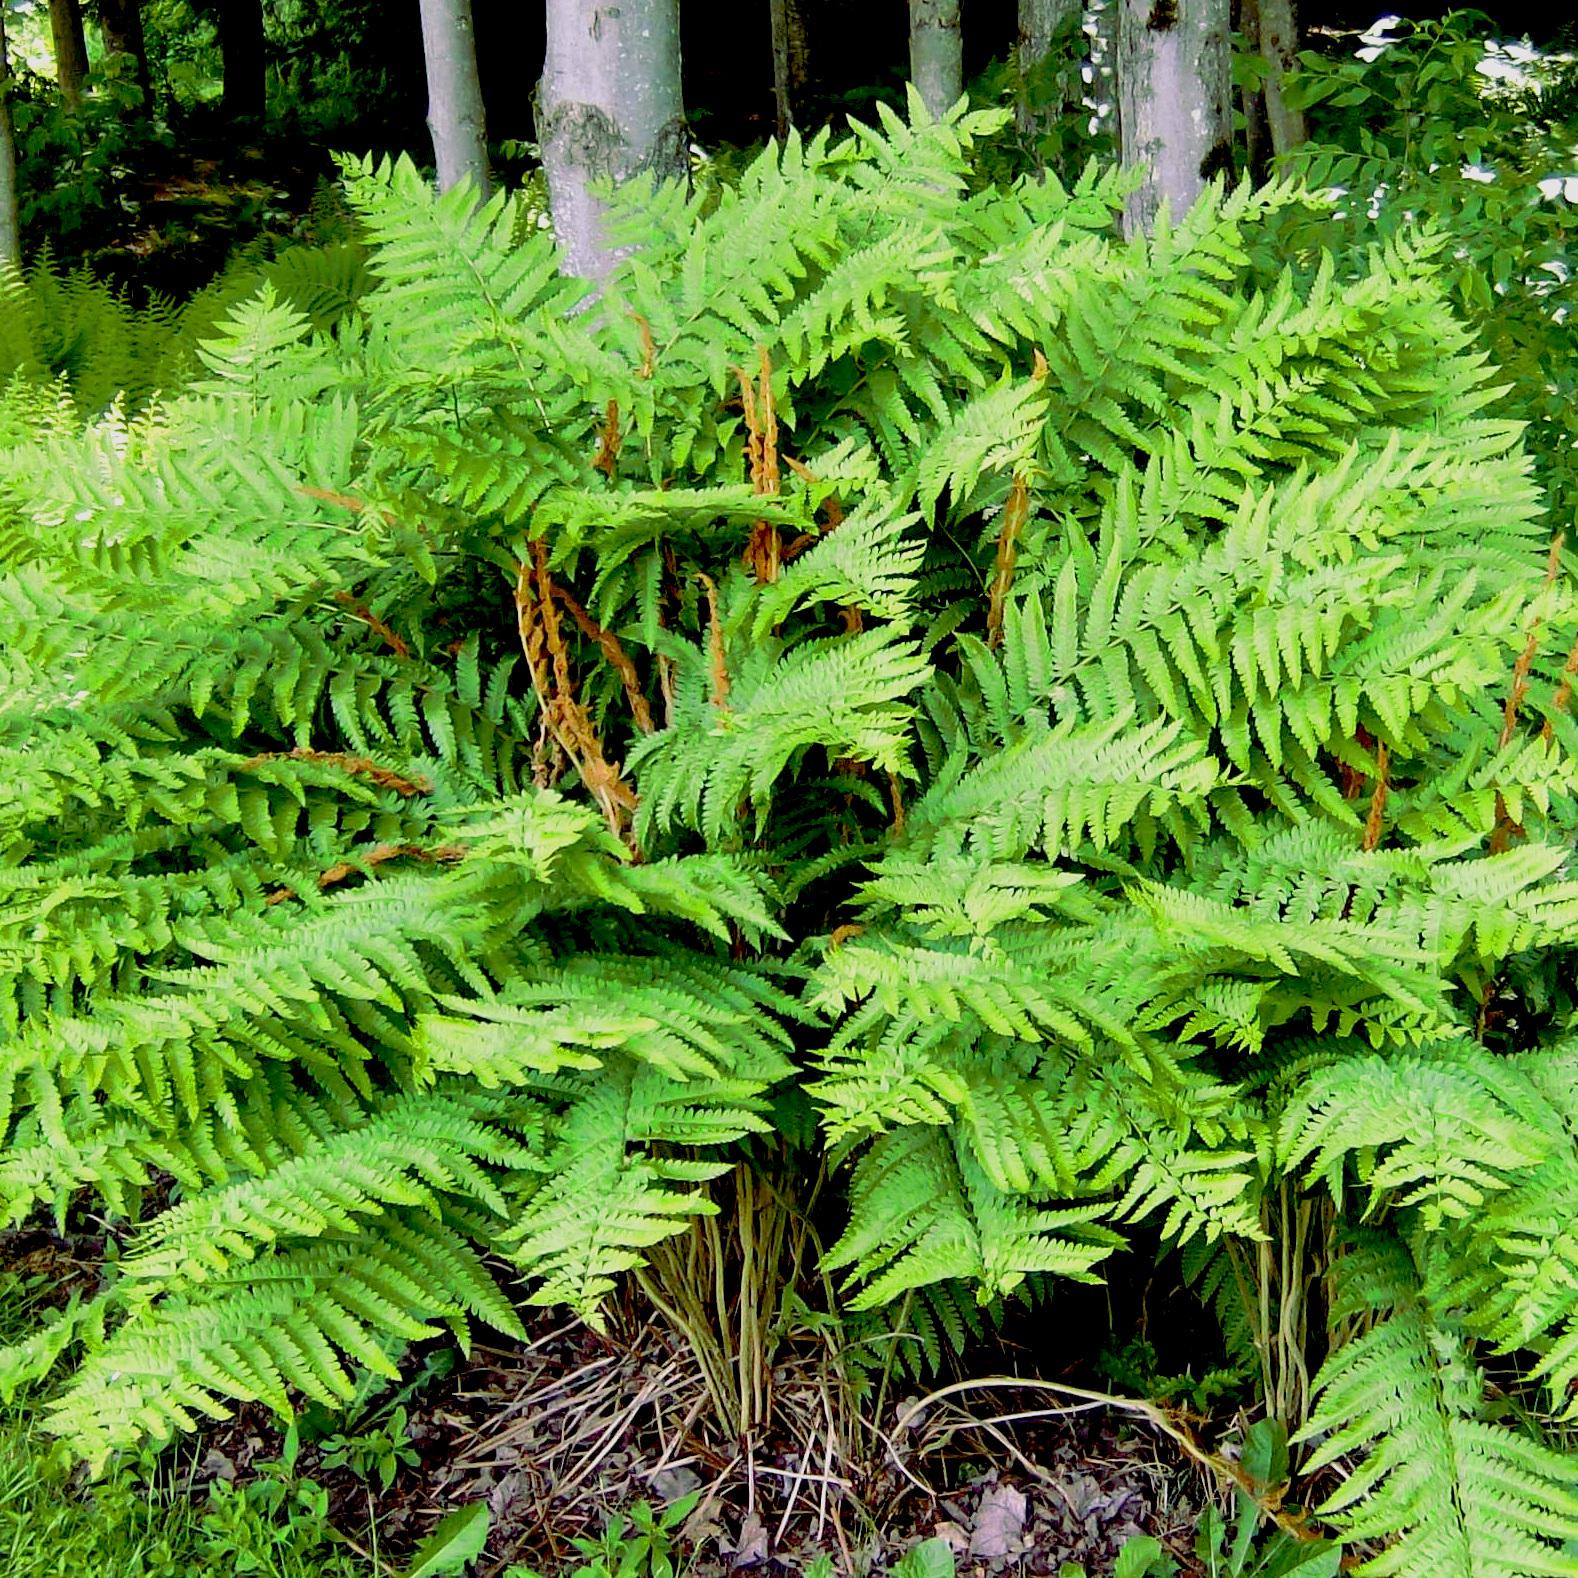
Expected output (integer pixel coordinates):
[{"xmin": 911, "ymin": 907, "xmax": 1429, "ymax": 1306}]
[
  {"xmin": 969, "ymin": 1484, "xmax": 1028, "ymax": 1559},
  {"xmin": 732, "ymin": 1510, "xmax": 769, "ymax": 1568}
]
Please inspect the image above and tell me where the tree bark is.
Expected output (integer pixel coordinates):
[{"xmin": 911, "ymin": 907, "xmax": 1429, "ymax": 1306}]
[
  {"xmin": 419, "ymin": 0, "xmax": 491, "ymax": 198},
  {"xmin": 1238, "ymin": 0, "xmax": 1270, "ymax": 181},
  {"xmin": 908, "ymin": 0, "xmax": 962, "ymax": 119},
  {"xmin": 97, "ymin": 0, "xmax": 151, "ymax": 99},
  {"xmin": 214, "ymin": 0, "xmax": 266, "ymax": 122},
  {"xmin": 540, "ymin": 0, "xmax": 687, "ymax": 282},
  {"xmin": 1117, "ymin": 0, "xmax": 1231, "ymax": 235},
  {"xmin": 1017, "ymin": 0, "xmax": 1079, "ymax": 139},
  {"xmin": 0, "ymin": 8, "xmax": 21, "ymax": 272},
  {"xmin": 49, "ymin": 0, "xmax": 91, "ymax": 109},
  {"xmin": 1256, "ymin": 0, "xmax": 1304, "ymax": 157},
  {"xmin": 769, "ymin": 0, "xmax": 810, "ymax": 138}
]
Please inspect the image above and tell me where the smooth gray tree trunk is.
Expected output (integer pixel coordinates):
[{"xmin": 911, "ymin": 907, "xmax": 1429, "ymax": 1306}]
[
  {"xmin": 1017, "ymin": 0, "xmax": 1080, "ymax": 139},
  {"xmin": 908, "ymin": 0, "xmax": 962, "ymax": 119},
  {"xmin": 1256, "ymin": 0, "xmax": 1305, "ymax": 157},
  {"xmin": 769, "ymin": 0, "xmax": 809, "ymax": 137},
  {"xmin": 1117, "ymin": 0, "xmax": 1231, "ymax": 235},
  {"xmin": 49, "ymin": 0, "xmax": 90, "ymax": 109},
  {"xmin": 98, "ymin": 0, "xmax": 151, "ymax": 99},
  {"xmin": 419, "ymin": 0, "xmax": 491, "ymax": 199},
  {"xmin": 0, "ymin": 8, "xmax": 20, "ymax": 272},
  {"xmin": 540, "ymin": 0, "xmax": 687, "ymax": 281}
]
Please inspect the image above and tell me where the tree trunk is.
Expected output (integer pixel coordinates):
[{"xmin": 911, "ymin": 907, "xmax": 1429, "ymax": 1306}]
[
  {"xmin": 1017, "ymin": 0, "xmax": 1079, "ymax": 139},
  {"xmin": 769, "ymin": 0, "xmax": 810, "ymax": 138},
  {"xmin": 97, "ymin": 0, "xmax": 151, "ymax": 99},
  {"xmin": 1256, "ymin": 0, "xmax": 1304, "ymax": 157},
  {"xmin": 418, "ymin": 0, "xmax": 491, "ymax": 197},
  {"xmin": 540, "ymin": 0, "xmax": 687, "ymax": 282},
  {"xmin": 0, "ymin": 8, "xmax": 20, "ymax": 272},
  {"xmin": 49, "ymin": 0, "xmax": 91, "ymax": 109},
  {"xmin": 1238, "ymin": 0, "xmax": 1270, "ymax": 181},
  {"xmin": 214, "ymin": 0, "xmax": 266, "ymax": 122},
  {"xmin": 1116, "ymin": 0, "xmax": 1231, "ymax": 235},
  {"xmin": 908, "ymin": 0, "xmax": 962, "ymax": 119}
]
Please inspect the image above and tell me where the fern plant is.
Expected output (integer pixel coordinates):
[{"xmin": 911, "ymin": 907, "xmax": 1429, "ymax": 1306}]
[{"xmin": 2, "ymin": 93, "xmax": 1577, "ymax": 1577}]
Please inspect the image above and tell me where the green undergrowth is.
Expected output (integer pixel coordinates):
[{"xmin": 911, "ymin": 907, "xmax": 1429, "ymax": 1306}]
[{"xmin": 0, "ymin": 1407, "xmax": 374, "ymax": 1578}]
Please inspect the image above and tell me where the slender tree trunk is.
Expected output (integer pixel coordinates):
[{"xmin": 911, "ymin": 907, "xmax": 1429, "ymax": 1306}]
[
  {"xmin": 418, "ymin": 0, "xmax": 491, "ymax": 197},
  {"xmin": 0, "ymin": 8, "xmax": 21, "ymax": 272},
  {"xmin": 97, "ymin": 0, "xmax": 151, "ymax": 99},
  {"xmin": 769, "ymin": 0, "xmax": 809, "ymax": 138},
  {"xmin": 908, "ymin": 0, "xmax": 961, "ymax": 118},
  {"xmin": 49, "ymin": 0, "xmax": 91, "ymax": 109},
  {"xmin": 1017, "ymin": 0, "xmax": 1079, "ymax": 139},
  {"xmin": 1238, "ymin": 0, "xmax": 1269, "ymax": 181},
  {"xmin": 1256, "ymin": 0, "xmax": 1304, "ymax": 156},
  {"xmin": 1116, "ymin": 0, "xmax": 1231, "ymax": 235},
  {"xmin": 540, "ymin": 0, "xmax": 687, "ymax": 281},
  {"xmin": 214, "ymin": 0, "xmax": 266, "ymax": 122}
]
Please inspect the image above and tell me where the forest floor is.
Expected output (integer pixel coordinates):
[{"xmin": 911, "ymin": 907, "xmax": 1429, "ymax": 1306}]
[{"xmin": 191, "ymin": 1302, "xmax": 1213, "ymax": 1576}]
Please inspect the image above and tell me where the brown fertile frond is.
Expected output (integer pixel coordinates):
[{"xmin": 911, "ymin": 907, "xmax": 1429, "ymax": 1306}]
[
  {"xmin": 239, "ymin": 747, "xmax": 431, "ymax": 797},
  {"xmin": 1362, "ymin": 740, "xmax": 1388, "ymax": 852},
  {"xmin": 986, "ymin": 475, "xmax": 1030, "ymax": 650},
  {"xmin": 297, "ymin": 485, "xmax": 398, "ymax": 526},
  {"xmin": 1541, "ymin": 628, "xmax": 1578, "ymax": 744},
  {"xmin": 630, "ymin": 312, "xmax": 656, "ymax": 379},
  {"xmin": 1499, "ymin": 533, "xmax": 1565, "ymax": 748},
  {"xmin": 514, "ymin": 543, "xmax": 638, "ymax": 844},
  {"xmin": 593, "ymin": 398, "xmax": 621, "ymax": 480},
  {"xmin": 1492, "ymin": 533, "xmax": 1565, "ymax": 851},
  {"xmin": 318, "ymin": 841, "xmax": 464, "ymax": 890},
  {"xmin": 887, "ymin": 770, "xmax": 906, "ymax": 836},
  {"xmin": 739, "ymin": 347, "xmax": 782, "ymax": 582},
  {"xmin": 699, "ymin": 572, "xmax": 731, "ymax": 709},
  {"xmin": 552, "ymin": 579, "xmax": 656, "ymax": 735},
  {"xmin": 332, "ymin": 591, "xmax": 410, "ymax": 658}
]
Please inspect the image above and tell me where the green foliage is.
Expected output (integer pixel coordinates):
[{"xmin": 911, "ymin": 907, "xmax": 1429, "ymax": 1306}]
[
  {"xmin": 6, "ymin": 55, "xmax": 165, "ymax": 250},
  {"xmin": 1276, "ymin": 16, "xmax": 1578, "ymax": 521},
  {"xmin": 0, "ymin": 1401, "xmax": 372, "ymax": 1578},
  {"xmin": 2, "ymin": 95, "xmax": 1578, "ymax": 1578},
  {"xmin": 504, "ymin": 1495, "xmax": 697, "ymax": 1578}
]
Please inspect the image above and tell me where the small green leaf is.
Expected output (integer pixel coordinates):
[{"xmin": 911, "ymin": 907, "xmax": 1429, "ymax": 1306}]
[
  {"xmin": 1114, "ymin": 1535, "xmax": 1176, "ymax": 1578},
  {"xmin": 403, "ymin": 1502, "xmax": 491, "ymax": 1578},
  {"xmin": 1239, "ymin": 1418, "xmax": 1289, "ymax": 1497},
  {"xmin": 891, "ymin": 1536, "xmax": 958, "ymax": 1578}
]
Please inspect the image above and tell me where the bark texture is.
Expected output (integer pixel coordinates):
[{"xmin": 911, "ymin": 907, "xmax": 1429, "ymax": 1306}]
[
  {"xmin": 540, "ymin": 0, "xmax": 687, "ymax": 281},
  {"xmin": 215, "ymin": 0, "xmax": 266, "ymax": 121},
  {"xmin": 419, "ymin": 0, "xmax": 492, "ymax": 198},
  {"xmin": 1256, "ymin": 0, "xmax": 1305, "ymax": 156},
  {"xmin": 1117, "ymin": 0, "xmax": 1231, "ymax": 235},
  {"xmin": 769, "ymin": 0, "xmax": 810, "ymax": 137},
  {"xmin": 1016, "ymin": 0, "xmax": 1080, "ymax": 139},
  {"xmin": 908, "ymin": 0, "xmax": 962, "ymax": 119},
  {"xmin": 49, "ymin": 0, "xmax": 91, "ymax": 108},
  {"xmin": 97, "ymin": 0, "xmax": 151, "ymax": 97},
  {"xmin": 0, "ymin": 8, "xmax": 20, "ymax": 271}
]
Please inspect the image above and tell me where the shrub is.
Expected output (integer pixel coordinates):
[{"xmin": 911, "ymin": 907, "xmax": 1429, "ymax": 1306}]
[{"xmin": 2, "ymin": 98, "xmax": 1576, "ymax": 1575}]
